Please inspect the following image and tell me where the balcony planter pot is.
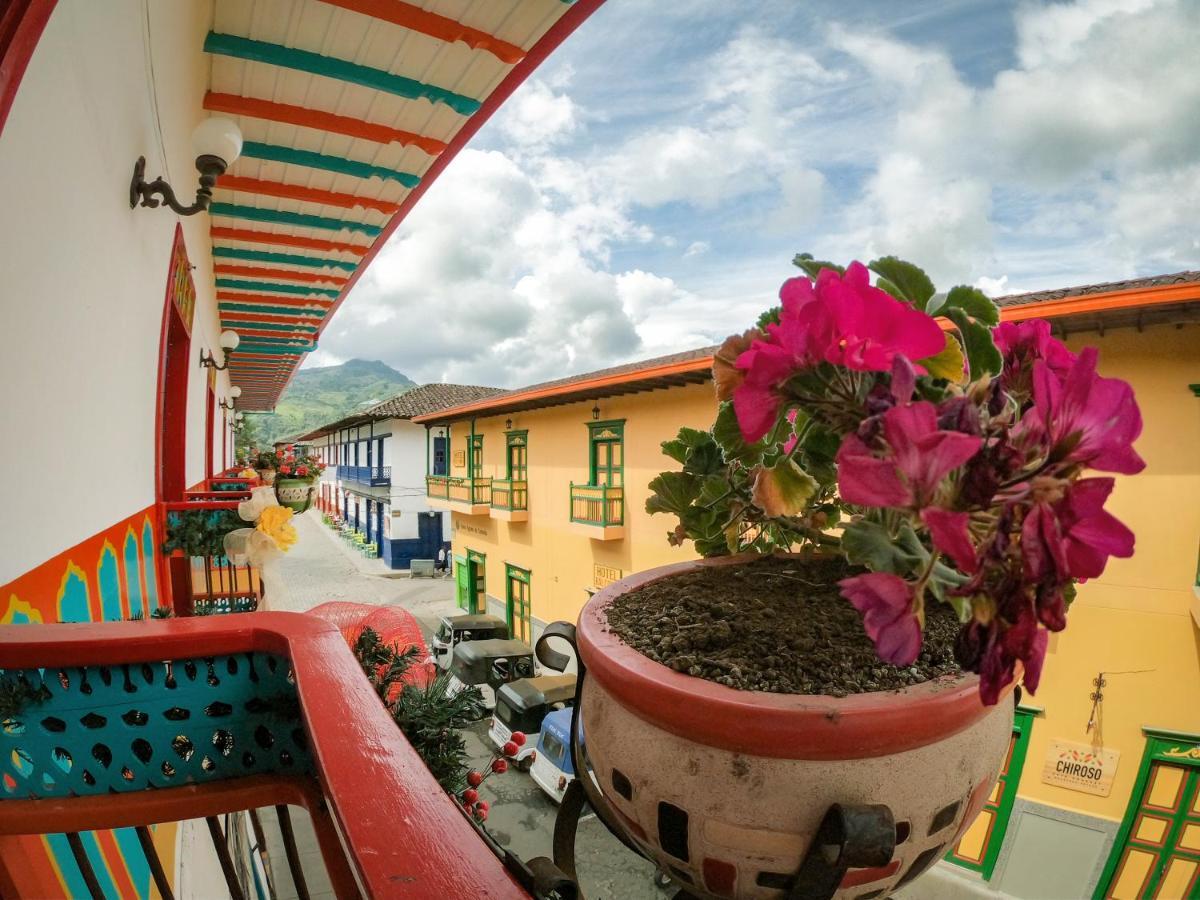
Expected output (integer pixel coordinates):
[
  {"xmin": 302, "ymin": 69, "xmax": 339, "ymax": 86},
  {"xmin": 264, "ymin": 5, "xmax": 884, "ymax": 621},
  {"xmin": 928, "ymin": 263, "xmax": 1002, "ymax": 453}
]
[
  {"xmin": 275, "ymin": 477, "xmax": 316, "ymax": 512},
  {"xmin": 573, "ymin": 554, "xmax": 1013, "ymax": 900},
  {"xmin": 256, "ymin": 467, "xmax": 276, "ymax": 486}
]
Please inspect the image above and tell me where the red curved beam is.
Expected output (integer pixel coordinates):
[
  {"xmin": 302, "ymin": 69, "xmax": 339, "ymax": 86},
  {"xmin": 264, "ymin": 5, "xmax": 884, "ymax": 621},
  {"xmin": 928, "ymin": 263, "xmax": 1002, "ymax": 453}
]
[
  {"xmin": 0, "ymin": 614, "xmax": 529, "ymax": 899},
  {"xmin": 0, "ymin": 0, "xmax": 57, "ymax": 138}
]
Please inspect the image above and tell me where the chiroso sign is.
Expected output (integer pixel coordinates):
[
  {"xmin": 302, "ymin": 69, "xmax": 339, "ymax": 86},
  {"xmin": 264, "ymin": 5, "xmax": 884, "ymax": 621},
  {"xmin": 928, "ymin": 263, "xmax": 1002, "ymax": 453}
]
[{"xmin": 1041, "ymin": 740, "xmax": 1120, "ymax": 796}]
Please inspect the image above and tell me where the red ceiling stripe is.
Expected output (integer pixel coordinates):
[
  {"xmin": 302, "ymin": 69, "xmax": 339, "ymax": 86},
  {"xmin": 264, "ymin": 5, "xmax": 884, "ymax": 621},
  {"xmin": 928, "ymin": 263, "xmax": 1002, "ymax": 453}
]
[
  {"xmin": 221, "ymin": 311, "xmax": 323, "ymax": 325},
  {"xmin": 204, "ymin": 91, "xmax": 447, "ymax": 156},
  {"xmin": 210, "ymin": 226, "xmax": 368, "ymax": 255},
  {"xmin": 217, "ymin": 291, "xmax": 333, "ymax": 309},
  {"xmin": 233, "ymin": 329, "xmax": 320, "ymax": 341},
  {"xmin": 214, "ymin": 264, "xmax": 347, "ymax": 285},
  {"xmin": 217, "ymin": 175, "xmax": 401, "ymax": 215},
  {"xmin": 318, "ymin": 0, "xmax": 526, "ymax": 64}
]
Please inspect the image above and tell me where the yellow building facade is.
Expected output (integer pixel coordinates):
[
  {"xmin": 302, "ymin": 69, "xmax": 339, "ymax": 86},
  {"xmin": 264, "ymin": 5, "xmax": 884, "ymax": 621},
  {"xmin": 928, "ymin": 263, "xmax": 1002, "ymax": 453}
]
[{"xmin": 418, "ymin": 277, "xmax": 1200, "ymax": 899}]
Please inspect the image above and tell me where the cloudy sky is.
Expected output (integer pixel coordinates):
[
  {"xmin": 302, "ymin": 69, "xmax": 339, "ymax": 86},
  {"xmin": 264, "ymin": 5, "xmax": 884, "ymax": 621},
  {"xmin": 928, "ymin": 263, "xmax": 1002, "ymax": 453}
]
[{"xmin": 308, "ymin": 0, "xmax": 1200, "ymax": 388}]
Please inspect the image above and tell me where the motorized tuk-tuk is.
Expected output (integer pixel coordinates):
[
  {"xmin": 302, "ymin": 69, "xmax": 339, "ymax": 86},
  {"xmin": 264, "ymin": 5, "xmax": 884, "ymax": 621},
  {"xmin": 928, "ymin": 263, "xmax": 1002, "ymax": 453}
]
[
  {"xmin": 430, "ymin": 613, "xmax": 509, "ymax": 671},
  {"xmin": 529, "ymin": 707, "xmax": 576, "ymax": 804},
  {"xmin": 447, "ymin": 638, "xmax": 537, "ymax": 709},
  {"xmin": 488, "ymin": 674, "xmax": 577, "ymax": 771}
]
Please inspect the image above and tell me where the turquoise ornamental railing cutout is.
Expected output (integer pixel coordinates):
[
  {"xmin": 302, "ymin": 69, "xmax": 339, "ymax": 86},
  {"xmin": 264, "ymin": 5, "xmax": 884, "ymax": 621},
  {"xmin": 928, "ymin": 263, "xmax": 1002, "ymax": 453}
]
[{"xmin": 0, "ymin": 652, "xmax": 309, "ymax": 799}]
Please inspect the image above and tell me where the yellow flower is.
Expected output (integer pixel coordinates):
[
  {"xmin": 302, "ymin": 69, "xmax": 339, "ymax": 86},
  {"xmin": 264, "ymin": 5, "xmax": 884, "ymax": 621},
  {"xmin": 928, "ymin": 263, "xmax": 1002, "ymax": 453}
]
[
  {"xmin": 256, "ymin": 505, "xmax": 298, "ymax": 553},
  {"xmin": 239, "ymin": 468, "xmax": 257, "ymax": 479}
]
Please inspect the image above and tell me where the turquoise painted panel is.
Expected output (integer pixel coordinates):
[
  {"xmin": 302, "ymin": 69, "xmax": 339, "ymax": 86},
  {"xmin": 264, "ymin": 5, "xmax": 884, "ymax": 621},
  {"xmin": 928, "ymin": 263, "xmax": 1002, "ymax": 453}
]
[
  {"xmin": 114, "ymin": 826, "xmax": 151, "ymax": 899},
  {"xmin": 238, "ymin": 335, "xmax": 317, "ymax": 346},
  {"xmin": 204, "ymin": 33, "xmax": 481, "ymax": 116},
  {"xmin": 234, "ymin": 344, "xmax": 311, "ymax": 356},
  {"xmin": 215, "ymin": 278, "xmax": 341, "ymax": 298},
  {"xmin": 140, "ymin": 520, "xmax": 157, "ymax": 610},
  {"xmin": 240, "ymin": 141, "xmax": 421, "ymax": 188},
  {"xmin": 219, "ymin": 302, "xmax": 326, "ymax": 318},
  {"xmin": 78, "ymin": 831, "xmax": 120, "ymax": 899},
  {"xmin": 123, "ymin": 533, "xmax": 144, "ymax": 618},
  {"xmin": 58, "ymin": 569, "xmax": 89, "ymax": 623},
  {"xmin": 222, "ymin": 320, "xmax": 319, "ymax": 333},
  {"xmin": 209, "ymin": 202, "xmax": 382, "ymax": 237},
  {"xmin": 98, "ymin": 547, "xmax": 122, "ymax": 622},
  {"xmin": 45, "ymin": 833, "xmax": 93, "ymax": 899},
  {"xmin": 213, "ymin": 246, "xmax": 358, "ymax": 271},
  {"xmin": 0, "ymin": 652, "xmax": 311, "ymax": 799}
]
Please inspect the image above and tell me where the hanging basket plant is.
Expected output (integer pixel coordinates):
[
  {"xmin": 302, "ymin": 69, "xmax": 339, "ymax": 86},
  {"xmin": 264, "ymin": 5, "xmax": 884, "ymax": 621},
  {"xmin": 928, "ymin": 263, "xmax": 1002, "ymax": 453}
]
[{"xmin": 550, "ymin": 253, "xmax": 1144, "ymax": 900}]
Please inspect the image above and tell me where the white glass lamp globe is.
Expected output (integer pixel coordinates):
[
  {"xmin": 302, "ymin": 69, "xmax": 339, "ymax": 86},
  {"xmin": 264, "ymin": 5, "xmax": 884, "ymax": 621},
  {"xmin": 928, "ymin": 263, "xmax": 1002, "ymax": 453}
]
[
  {"xmin": 192, "ymin": 117, "xmax": 243, "ymax": 166},
  {"xmin": 235, "ymin": 412, "xmax": 244, "ymax": 421},
  {"xmin": 229, "ymin": 385, "xmax": 242, "ymax": 398},
  {"xmin": 219, "ymin": 329, "xmax": 240, "ymax": 350}
]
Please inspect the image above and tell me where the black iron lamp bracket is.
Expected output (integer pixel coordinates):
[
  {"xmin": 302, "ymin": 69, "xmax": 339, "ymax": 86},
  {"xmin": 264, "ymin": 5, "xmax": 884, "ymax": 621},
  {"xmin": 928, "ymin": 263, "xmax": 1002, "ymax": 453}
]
[
  {"xmin": 200, "ymin": 348, "xmax": 230, "ymax": 371},
  {"xmin": 129, "ymin": 155, "xmax": 226, "ymax": 216}
]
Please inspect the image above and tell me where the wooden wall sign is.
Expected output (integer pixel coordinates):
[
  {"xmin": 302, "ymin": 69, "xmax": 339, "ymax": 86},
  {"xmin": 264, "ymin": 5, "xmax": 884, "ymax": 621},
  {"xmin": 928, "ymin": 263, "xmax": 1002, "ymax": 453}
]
[
  {"xmin": 453, "ymin": 450, "xmax": 466, "ymax": 468},
  {"xmin": 1042, "ymin": 740, "xmax": 1120, "ymax": 796},
  {"xmin": 593, "ymin": 564, "xmax": 623, "ymax": 589},
  {"xmin": 168, "ymin": 228, "xmax": 197, "ymax": 336}
]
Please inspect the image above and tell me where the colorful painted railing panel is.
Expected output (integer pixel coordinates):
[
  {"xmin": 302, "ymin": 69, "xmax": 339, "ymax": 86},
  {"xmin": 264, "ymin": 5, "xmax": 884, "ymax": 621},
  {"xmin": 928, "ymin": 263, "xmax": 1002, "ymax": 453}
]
[
  {"xmin": 0, "ymin": 652, "xmax": 309, "ymax": 799},
  {"xmin": 336, "ymin": 464, "xmax": 391, "ymax": 487},
  {"xmin": 490, "ymin": 479, "xmax": 528, "ymax": 511},
  {"xmin": 425, "ymin": 475, "xmax": 491, "ymax": 505},
  {"xmin": 569, "ymin": 483, "xmax": 623, "ymax": 526}
]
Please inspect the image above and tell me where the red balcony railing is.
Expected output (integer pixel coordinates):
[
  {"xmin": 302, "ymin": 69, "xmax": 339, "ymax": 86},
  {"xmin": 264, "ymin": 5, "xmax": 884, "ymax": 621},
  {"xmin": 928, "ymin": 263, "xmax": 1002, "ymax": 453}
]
[{"xmin": 0, "ymin": 614, "xmax": 529, "ymax": 899}]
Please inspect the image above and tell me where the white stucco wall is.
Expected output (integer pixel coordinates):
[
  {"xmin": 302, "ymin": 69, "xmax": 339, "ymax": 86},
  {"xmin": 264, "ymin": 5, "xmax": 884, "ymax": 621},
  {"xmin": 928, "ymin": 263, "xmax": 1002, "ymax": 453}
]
[
  {"xmin": 383, "ymin": 419, "xmax": 447, "ymax": 540},
  {"xmin": 0, "ymin": 0, "xmax": 230, "ymax": 582}
]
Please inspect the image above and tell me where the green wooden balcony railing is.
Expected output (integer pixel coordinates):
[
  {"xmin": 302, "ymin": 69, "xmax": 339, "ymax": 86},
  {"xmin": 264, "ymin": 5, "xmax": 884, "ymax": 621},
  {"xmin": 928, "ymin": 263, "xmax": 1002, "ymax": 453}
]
[
  {"xmin": 569, "ymin": 483, "xmax": 624, "ymax": 527},
  {"xmin": 425, "ymin": 475, "xmax": 492, "ymax": 506},
  {"xmin": 490, "ymin": 479, "xmax": 528, "ymax": 512}
]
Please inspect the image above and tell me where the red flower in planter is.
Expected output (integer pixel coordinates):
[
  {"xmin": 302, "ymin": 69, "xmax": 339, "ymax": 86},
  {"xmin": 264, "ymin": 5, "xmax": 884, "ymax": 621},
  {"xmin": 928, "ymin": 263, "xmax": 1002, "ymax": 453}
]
[
  {"xmin": 297, "ymin": 465, "xmax": 309, "ymax": 477},
  {"xmin": 838, "ymin": 571, "xmax": 922, "ymax": 666},
  {"xmin": 836, "ymin": 402, "xmax": 982, "ymax": 510},
  {"xmin": 1022, "ymin": 477, "xmax": 1135, "ymax": 582},
  {"xmin": 993, "ymin": 319, "xmax": 1076, "ymax": 398},
  {"xmin": 921, "ymin": 507, "xmax": 978, "ymax": 573},
  {"xmin": 1028, "ymin": 347, "xmax": 1144, "ymax": 475},
  {"xmin": 279, "ymin": 464, "xmax": 292, "ymax": 475}
]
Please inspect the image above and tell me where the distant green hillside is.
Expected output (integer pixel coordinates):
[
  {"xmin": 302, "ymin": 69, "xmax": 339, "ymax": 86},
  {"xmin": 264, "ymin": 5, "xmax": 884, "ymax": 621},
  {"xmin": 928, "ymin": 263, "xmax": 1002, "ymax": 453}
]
[{"xmin": 240, "ymin": 359, "xmax": 415, "ymax": 448}]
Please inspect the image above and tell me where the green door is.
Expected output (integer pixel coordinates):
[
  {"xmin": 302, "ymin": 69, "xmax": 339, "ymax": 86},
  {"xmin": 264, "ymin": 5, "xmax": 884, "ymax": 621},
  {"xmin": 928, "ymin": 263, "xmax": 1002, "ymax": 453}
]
[
  {"xmin": 507, "ymin": 441, "xmax": 527, "ymax": 481},
  {"xmin": 467, "ymin": 550, "xmax": 486, "ymax": 615},
  {"xmin": 506, "ymin": 565, "xmax": 531, "ymax": 643},
  {"xmin": 454, "ymin": 555, "xmax": 469, "ymax": 610},
  {"xmin": 591, "ymin": 440, "xmax": 622, "ymax": 486},
  {"xmin": 469, "ymin": 435, "xmax": 483, "ymax": 478}
]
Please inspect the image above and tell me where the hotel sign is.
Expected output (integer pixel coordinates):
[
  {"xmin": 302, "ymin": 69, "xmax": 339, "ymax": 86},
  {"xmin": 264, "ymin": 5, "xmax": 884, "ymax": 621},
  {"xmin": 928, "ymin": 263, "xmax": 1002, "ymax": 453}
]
[
  {"xmin": 593, "ymin": 564, "xmax": 623, "ymax": 589},
  {"xmin": 1041, "ymin": 740, "xmax": 1120, "ymax": 796}
]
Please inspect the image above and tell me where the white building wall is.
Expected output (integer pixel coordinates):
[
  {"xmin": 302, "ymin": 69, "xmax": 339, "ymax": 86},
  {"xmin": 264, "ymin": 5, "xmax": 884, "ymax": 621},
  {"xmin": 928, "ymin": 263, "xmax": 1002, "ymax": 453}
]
[
  {"xmin": 382, "ymin": 419, "xmax": 448, "ymax": 539},
  {"xmin": 0, "ymin": 0, "xmax": 229, "ymax": 582}
]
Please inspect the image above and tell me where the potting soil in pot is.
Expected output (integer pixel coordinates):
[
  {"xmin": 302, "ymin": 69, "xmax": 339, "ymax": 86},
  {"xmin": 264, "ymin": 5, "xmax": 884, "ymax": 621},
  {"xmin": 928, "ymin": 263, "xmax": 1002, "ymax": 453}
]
[{"xmin": 606, "ymin": 555, "xmax": 962, "ymax": 696}]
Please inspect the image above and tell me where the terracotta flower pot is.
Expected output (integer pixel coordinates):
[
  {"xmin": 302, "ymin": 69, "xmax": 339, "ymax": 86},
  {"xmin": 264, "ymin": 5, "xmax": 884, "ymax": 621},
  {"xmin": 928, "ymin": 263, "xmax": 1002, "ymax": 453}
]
[
  {"xmin": 275, "ymin": 477, "xmax": 316, "ymax": 513},
  {"xmin": 256, "ymin": 468, "xmax": 276, "ymax": 486},
  {"xmin": 576, "ymin": 555, "xmax": 1013, "ymax": 900}
]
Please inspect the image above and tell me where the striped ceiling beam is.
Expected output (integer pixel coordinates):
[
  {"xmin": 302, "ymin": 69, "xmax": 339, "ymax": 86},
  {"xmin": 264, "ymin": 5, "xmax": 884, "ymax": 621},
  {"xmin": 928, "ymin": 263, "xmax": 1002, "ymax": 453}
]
[
  {"xmin": 204, "ymin": 92, "xmax": 447, "ymax": 156},
  {"xmin": 216, "ymin": 278, "xmax": 341, "ymax": 298},
  {"xmin": 317, "ymin": 0, "xmax": 527, "ymax": 63},
  {"xmin": 209, "ymin": 202, "xmax": 382, "ymax": 237},
  {"xmin": 232, "ymin": 328, "xmax": 322, "ymax": 341},
  {"xmin": 221, "ymin": 311, "xmax": 323, "ymax": 326},
  {"xmin": 213, "ymin": 246, "xmax": 357, "ymax": 271},
  {"xmin": 222, "ymin": 320, "xmax": 320, "ymax": 333},
  {"xmin": 217, "ymin": 291, "xmax": 333, "ymax": 308},
  {"xmin": 210, "ymin": 225, "xmax": 369, "ymax": 255},
  {"xmin": 213, "ymin": 264, "xmax": 348, "ymax": 285},
  {"xmin": 240, "ymin": 141, "xmax": 420, "ymax": 189},
  {"xmin": 203, "ymin": 33, "xmax": 482, "ymax": 116},
  {"xmin": 231, "ymin": 345, "xmax": 309, "ymax": 355},
  {"xmin": 221, "ymin": 306, "xmax": 327, "ymax": 322},
  {"xmin": 217, "ymin": 175, "xmax": 401, "ymax": 215}
]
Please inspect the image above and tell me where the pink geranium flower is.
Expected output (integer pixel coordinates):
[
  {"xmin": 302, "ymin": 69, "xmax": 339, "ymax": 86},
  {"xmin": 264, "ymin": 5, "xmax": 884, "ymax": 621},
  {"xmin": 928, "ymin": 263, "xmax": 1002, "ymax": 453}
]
[
  {"xmin": 994, "ymin": 320, "xmax": 1076, "ymax": 396},
  {"xmin": 921, "ymin": 507, "xmax": 978, "ymax": 573},
  {"xmin": 1022, "ymin": 477, "xmax": 1135, "ymax": 582},
  {"xmin": 1030, "ymin": 347, "xmax": 1145, "ymax": 474},
  {"xmin": 839, "ymin": 572, "xmax": 922, "ymax": 665},
  {"xmin": 837, "ymin": 402, "xmax": 982, "ymax": 509}
]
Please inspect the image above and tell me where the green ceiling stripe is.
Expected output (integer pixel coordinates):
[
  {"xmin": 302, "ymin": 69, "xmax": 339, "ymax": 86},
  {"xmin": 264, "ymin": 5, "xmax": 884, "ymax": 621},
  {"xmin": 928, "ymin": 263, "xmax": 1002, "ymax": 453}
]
[
  {"xmin": 220, "ymin": 302, "xmax": 327, "ymax": 318},
  {"xmin": 209, "ymin": 202, "xmax": 382, "ymax": 236},
  {"xmin": 240, "ymin": 336, "xmax": 317, "ymax": 346},
  {"xmin": 234, "ymin": 344, "xmax": 312, "ymax": 355},
  {"xmin": 213, "ymin": 246, "xmax": 358, "ymax": 272},
  {"xmin": 240, "ymin": 141, "xmax": 421, "ymax": 189},
  {"xmin": 222, "ymin": 320, "xmax": 319, "ymax": 333},
  {"xmin": 204, "ymin": 33, "xmax": 481, "ymax": 117},
  {"xmin": 215, "ymin": 278, "xmax": 341, "ymax": 298}
]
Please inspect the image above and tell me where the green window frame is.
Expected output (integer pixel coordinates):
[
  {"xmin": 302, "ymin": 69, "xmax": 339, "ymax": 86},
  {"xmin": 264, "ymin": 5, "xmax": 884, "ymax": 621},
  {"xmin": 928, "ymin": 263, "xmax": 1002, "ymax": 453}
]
[
  {"xmin": 1095, "ymin": 728, "xmax": 1200, "ymax": 899},
  {"xmin": 465, "ymin": 549, "xmax": 486, "ymax": 615},
  {"xmin": 506, "ymin": 431, "xmax": 528, "ymax": 481},
  {"xmin": 588, "ymin": 420, "xmax": 625, "ymax": 487},
  {"xmin": 505, "ymin": 564, "xmax": 532, "ymax": 644},
  {"xmin": 468, "ymin": 435, "xmax": 483, "ymax": 479},
  {"xmin": 946, "ymin": 706, "xmax": 1036, "ymax": 880}
]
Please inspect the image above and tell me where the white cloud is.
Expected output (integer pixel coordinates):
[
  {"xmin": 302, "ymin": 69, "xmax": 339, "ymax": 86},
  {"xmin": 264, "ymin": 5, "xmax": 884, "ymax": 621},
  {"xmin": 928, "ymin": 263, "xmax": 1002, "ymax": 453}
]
[
  {"xmin": 495, "ymin": 77, "xmax": 582, "ymax": 148},
  {"xmin": 683, "ymin": 241, "xmax": 709, "ymax": 258},
  {"xmin": 975, "ymin": 275, "xmax": 1009, "ymax": 297}
]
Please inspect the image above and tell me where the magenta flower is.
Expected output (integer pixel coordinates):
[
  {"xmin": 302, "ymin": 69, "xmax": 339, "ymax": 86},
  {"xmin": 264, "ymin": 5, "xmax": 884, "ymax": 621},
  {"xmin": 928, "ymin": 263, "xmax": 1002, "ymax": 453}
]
[
  {"xmin": 976, "ymin": 608, "xmax": 1049, "ymax": 706},
  {"xmin": 1030, "ymin": 347, "xmax": 1145, "ymax": 475},
  {"xmin": 1023, "ymin": 477, "xmax": 1135, "ymax": 582},
  {"xmin": 921, "ymin": 507, "xmax": 978, "ymax": 573},
  {"xmin": 731, "ymin": 341, "xmax": 797, "ymax": 442},
  {"xmin": 994, "ymin": 320, "xmax": 1076, "ymax": 396},
  {"xmin": 839, "ymin": 572, "xmax": 922, "ymax": 665},
  {"xmin": 837, "ymin": 402, "xmax": 982, "ymax": 509}
]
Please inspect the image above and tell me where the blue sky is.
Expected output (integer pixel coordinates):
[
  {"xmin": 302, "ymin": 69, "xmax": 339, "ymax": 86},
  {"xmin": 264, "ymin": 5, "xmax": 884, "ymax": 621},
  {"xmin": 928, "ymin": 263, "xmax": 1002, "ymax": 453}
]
[{"xmin": 312, "ymin": 0, "xmax": 1200, "ymax": 387}]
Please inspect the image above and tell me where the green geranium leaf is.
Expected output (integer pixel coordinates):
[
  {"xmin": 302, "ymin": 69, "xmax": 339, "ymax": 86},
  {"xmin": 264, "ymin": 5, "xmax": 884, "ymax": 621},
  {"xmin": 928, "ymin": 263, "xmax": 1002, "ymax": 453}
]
[
  {"xmin": 936, "ymin": 285, "xmax": 1000, "ymax": 326},
  {"xmin": 645, "ymin": 471, "xmax": 702, "ymax": 517},
  {"xmin": 841, "ymin": 519, "xmax": 928, "ymax": 575},
  {"xmin": 945, "ymin": 308, "xmax": 1003, "ymax": 379},
  {"xmin": 713, "ymin": 401, "xmax": 765, "ymax": 466},
  {"xmin": 917, "ymin": 332, "xmax": 968, "ymax": 383},
  {"xmin": 752, "ymin": 459, "xmax": 819, "ymax": 517},
  {"xmin": 792, "ymin": 253, "xmax": 845, "ymax": 280},
  {"xmin": 868, "ymin": 256, "xmax": 936, "ymax": 311},
  {"xmin": 757, "ymin": 306, "xmax": 782, "ymax": 329}
]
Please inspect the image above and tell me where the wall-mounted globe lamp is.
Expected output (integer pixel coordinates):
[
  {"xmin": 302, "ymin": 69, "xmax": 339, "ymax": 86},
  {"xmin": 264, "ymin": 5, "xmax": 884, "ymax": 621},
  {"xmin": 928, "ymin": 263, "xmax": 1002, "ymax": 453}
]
[
  {"xmin": 130, "ymin": 117, "xmax": 243, "ymax": 215},
  {"xmin": 200, "ymin": 330, "xmax": 240, "ymax": 370},
  {"xmin": 218, "ymin": 385, "xmax": 242, "ymax": 411}
]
